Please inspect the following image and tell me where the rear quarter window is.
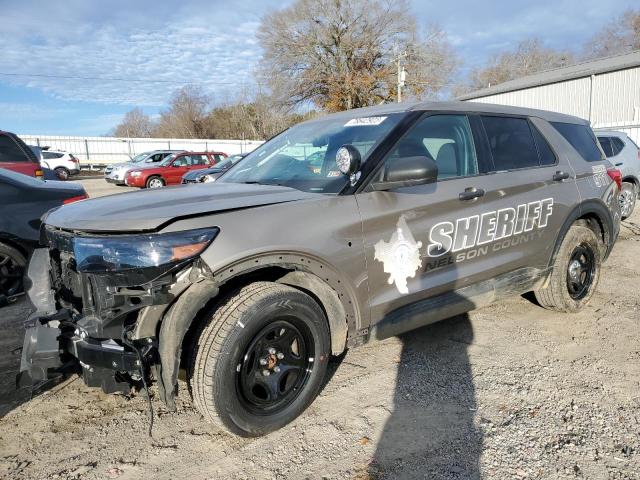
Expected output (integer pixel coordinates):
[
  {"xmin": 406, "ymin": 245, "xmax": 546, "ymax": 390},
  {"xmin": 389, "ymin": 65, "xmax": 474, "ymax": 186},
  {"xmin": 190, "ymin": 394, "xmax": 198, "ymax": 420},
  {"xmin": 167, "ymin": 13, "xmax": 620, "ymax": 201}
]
[
  {"xmin": 552, "ymin": 122, "xmax": 603, "ymax": 162},
  {"xmin": 611, "ymin": 137, "xmax": 625, "ymax": 154}
]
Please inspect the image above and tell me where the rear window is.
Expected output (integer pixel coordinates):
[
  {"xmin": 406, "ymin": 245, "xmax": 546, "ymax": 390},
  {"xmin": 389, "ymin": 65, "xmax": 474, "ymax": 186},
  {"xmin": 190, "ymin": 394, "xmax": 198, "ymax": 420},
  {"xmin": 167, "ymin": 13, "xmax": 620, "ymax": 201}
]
[
  {"xmin": 0, "ymin": 134, "xmax": 36, "ymax": 163},
  {"xmin": 552, "ymin": 122, "xmax": 603, "ymax": 162},
  {"xmin": 481, "ymin": 116, "xmax": 540, "ymax": 170}
]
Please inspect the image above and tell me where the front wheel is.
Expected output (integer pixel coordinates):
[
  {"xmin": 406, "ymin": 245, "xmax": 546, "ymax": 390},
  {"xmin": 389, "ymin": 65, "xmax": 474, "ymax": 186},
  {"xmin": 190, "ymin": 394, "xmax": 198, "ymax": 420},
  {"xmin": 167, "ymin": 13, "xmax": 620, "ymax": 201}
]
[
  {"xmin": 145, "ymin": 176, "xmax": 165, "ymax": 189},
  {"xmin": 188, "ymin": 282, "xmax": 330, "ymax": 437},
  {"xmin": 534, "ymin": 225, "xmax": 602, "ymax": 312}
]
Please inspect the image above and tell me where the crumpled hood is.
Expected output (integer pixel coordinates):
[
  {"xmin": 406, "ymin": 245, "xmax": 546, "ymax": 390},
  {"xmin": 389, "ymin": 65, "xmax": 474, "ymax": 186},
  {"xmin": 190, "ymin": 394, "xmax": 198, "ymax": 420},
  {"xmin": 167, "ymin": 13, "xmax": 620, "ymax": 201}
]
[{"xmin": 44, "ymin": 183, "xmax": 320, "ymax": 232}]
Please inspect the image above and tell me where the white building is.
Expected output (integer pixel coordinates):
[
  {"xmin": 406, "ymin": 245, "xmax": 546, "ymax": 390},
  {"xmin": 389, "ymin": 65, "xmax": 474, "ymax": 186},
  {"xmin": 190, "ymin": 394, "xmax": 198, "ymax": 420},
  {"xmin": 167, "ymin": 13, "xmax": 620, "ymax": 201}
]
[{"xmin": 458, "ymin": 51, "xmax": 640, "ymax": 143}]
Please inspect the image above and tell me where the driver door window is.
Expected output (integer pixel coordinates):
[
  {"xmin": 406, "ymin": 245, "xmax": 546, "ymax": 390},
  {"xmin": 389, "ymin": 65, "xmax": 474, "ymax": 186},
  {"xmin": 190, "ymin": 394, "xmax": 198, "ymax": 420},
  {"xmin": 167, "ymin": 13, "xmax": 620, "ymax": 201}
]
[{"xmin": 381, "ymin": 114, "xmax": 478, "ymax": 180}]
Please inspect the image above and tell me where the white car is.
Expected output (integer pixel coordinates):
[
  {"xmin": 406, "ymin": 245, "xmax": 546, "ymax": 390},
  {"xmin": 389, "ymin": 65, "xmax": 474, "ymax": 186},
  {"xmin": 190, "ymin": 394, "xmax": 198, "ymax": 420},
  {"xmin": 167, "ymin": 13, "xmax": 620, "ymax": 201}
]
[{"xmin": 41, "ymin": 150, "xmax": 80, "ymax": 180}]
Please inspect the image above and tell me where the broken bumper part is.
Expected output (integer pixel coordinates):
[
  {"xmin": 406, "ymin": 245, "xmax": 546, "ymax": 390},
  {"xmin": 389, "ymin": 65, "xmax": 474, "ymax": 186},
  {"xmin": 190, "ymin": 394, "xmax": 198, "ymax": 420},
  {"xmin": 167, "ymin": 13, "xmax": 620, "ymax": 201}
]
[{"xmin": 18, "ymin": 321, "xmax": 140, "ymax": 393}]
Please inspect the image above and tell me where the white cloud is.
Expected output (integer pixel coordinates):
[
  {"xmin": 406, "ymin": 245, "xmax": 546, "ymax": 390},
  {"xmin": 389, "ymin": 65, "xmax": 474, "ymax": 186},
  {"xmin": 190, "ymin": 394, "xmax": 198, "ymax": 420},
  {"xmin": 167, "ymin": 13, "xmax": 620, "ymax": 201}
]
[{"xmin": 0, "ymin": 5, "xmax": 264, "ymax": 106}]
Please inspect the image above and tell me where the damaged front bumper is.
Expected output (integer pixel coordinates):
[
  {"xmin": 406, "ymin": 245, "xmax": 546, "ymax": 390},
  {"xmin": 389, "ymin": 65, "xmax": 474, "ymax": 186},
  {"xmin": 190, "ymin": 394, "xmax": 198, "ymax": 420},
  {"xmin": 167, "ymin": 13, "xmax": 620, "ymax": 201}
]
[
  {"xmin": 17, "ymin": 242, "xmax": 212, "ymax": 400},
  {"xmin": 17, "ymin": 248, "xmax": 146, "ymax": 393},
  {"xmin": 18, "ymin": 316, "xmax": 141, "ymax": 393}
]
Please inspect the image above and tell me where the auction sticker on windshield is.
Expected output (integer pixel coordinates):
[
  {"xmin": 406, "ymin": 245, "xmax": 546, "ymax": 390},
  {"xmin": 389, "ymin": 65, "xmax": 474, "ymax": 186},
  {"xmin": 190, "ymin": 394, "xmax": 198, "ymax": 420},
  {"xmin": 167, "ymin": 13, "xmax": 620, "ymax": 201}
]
[{"xmin": 345, "ymin": 116, "xmax": 387, "ymax": 126}]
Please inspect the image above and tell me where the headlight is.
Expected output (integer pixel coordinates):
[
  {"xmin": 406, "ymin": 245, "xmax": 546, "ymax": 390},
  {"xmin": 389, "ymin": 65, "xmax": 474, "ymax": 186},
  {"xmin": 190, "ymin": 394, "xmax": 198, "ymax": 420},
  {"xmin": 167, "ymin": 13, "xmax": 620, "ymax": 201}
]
[
  {"xmin": 130, "ymin": 171, "xmax": 142, "ymax": 177},
  {"xmin": 200, "ymin": 174, "xmax": 216, "ymax": 183},
  {"xmin": 73, "ymin": 228, "xmax": 219, "ymax": 272}
]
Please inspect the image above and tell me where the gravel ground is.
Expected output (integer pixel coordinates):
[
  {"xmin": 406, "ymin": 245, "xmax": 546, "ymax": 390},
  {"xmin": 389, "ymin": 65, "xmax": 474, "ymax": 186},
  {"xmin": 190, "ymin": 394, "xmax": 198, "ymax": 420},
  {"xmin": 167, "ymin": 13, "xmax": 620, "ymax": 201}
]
[{"xmin": 0, "ymin": 180, "xmax": 638, "ymax": 479}]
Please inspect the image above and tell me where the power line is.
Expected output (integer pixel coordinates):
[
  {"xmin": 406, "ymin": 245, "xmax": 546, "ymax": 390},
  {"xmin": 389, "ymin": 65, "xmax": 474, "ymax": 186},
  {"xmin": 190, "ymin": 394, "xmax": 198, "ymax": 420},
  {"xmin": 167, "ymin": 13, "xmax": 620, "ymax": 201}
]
[{"xmin": 0, "ymin": 71, "xmax": 260, "ymax": 86}]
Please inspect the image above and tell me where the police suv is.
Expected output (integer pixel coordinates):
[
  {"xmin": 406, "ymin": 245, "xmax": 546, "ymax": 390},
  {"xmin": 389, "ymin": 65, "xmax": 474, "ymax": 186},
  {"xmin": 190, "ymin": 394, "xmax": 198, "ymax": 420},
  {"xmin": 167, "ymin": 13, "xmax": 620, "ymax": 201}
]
[{"xmin": 20, "ymin": 101, "xmax": 621, "ymax": 437}]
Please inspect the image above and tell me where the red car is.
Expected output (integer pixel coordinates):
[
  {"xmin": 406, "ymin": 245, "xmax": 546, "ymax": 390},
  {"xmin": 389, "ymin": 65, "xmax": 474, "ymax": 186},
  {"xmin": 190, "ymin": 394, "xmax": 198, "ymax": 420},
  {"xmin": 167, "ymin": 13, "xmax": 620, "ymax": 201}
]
[
  {"xmin": 0, "ymin": 130, "xmax": 44, "ymax": 179},
  {"xmin": 125, "ymin": 151, "xmax": 227, "ymax": 188}
]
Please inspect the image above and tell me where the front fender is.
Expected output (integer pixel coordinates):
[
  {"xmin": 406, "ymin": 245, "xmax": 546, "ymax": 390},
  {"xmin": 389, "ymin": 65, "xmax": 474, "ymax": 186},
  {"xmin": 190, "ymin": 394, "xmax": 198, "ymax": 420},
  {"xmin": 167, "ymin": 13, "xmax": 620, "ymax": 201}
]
[{"xmin": 157, "ymin": 279, "xmax": 218, "ymax": 411}]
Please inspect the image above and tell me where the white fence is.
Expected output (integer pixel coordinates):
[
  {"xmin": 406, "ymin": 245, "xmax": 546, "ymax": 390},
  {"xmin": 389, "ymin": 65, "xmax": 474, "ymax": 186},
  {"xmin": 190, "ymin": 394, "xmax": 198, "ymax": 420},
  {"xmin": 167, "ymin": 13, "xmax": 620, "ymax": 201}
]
[{"xmin": 18, "ymin": 135, "xmax": 264, "ymax": 165}]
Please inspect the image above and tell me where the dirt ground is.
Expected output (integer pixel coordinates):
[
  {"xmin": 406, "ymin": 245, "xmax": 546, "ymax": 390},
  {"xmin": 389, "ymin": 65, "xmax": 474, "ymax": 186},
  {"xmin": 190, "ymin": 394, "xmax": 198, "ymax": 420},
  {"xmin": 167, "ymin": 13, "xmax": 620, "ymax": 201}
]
[{"xmin": 1, "ymin": 179, "xmax": 639, "ymax": 479}]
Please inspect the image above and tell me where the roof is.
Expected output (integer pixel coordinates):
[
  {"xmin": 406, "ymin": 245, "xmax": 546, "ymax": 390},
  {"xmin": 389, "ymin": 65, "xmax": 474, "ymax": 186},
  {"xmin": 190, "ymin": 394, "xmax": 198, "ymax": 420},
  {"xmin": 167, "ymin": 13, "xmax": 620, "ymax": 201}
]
[
  {"xmin": 457, "ymin": 50, "xmax": 640, "ymax": 101},
  {"xmin": 303, "ymin": 100, "xmax": 588, "ymax": 125}
]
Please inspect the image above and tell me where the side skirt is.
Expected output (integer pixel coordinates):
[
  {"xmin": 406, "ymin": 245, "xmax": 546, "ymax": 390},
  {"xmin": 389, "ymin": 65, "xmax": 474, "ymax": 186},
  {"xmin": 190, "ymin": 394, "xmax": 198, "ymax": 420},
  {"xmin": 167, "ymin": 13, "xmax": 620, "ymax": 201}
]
[{"xmin": 369, "ymin": 266, "xmax": 550, "ymax": 341}]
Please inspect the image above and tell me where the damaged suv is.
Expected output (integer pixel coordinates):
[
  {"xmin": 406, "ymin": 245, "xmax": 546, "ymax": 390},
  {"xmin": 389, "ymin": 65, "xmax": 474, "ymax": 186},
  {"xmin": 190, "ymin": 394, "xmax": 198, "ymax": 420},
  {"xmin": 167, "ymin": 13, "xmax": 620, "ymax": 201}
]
[{"xmin": 20, "ymin": 101, "xmax": 620, "ymax": 437}]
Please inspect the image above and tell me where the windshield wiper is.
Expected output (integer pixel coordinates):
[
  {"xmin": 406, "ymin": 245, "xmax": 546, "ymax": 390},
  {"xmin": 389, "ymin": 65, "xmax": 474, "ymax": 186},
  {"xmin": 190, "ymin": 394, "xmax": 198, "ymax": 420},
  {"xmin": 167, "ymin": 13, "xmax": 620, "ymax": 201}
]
[{"xmin": 238, "ymin": 181, "xmax": 283, "ymax": 186}]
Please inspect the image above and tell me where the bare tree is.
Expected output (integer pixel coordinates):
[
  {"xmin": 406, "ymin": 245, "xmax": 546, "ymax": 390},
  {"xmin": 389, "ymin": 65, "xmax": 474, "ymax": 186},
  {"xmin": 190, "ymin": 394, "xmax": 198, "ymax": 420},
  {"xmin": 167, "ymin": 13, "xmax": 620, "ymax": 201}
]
[
  {"xmin": 455, "ymin": 38, "xmax": 574, "ymax": 95},
  {"xmin": 111, "ymin": 107, "xmax": 154, "ymax": 137},
  {"xmin": 257, "ymin": 0, "xmax": 458, "ymax": 111},
  {"xmin": 153, "ymin": 86, "xmax": 210, "ymax": 138},
  {"xmin": 205, "ymin": 94, "xmax": 314, "ymax": 140},
  {"xmin": 583, "ymin": 9, "xmax": 640, "ymax": 59}
]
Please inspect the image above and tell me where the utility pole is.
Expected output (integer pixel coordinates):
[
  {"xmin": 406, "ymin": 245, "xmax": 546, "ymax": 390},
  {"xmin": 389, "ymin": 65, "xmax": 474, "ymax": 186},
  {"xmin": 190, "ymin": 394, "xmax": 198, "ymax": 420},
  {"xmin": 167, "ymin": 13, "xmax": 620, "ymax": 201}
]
[{"xmin": 396, "ymin": 51, "xmax": 407, "ymax": 103}]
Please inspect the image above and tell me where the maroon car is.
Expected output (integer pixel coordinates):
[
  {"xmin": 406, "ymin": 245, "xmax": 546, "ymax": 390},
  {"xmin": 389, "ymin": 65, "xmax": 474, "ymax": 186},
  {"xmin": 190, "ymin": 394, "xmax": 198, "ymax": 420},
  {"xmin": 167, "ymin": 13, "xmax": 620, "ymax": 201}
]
[
  {"xmin": 125, "ymin": 151, "xmax": 226, "ymax": 188},
  {"xmin": 0, "ymin": 130, "xmax": 43, "ymax": 179}
]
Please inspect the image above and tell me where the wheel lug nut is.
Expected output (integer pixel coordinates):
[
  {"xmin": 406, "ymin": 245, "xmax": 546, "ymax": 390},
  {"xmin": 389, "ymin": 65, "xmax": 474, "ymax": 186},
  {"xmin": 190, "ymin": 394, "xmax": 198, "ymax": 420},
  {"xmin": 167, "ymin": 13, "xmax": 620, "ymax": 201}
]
[
  {"xmin": 274, "ymin": 366, "xmax": 281, "ymax": 373},
  {"xmin": 268, "ymin": 347, "xmax": 276, "ymax": 355},
  {"xmin": 259, "ymin": 358, "xmax": 267, "ymax": 366},
  {"xmin": 276, "ymin": 352, "xmax": 284, "ymax": 360},
  {"xmin": 262, "ymin": 370, "xmax": 270, "ymax": 376}
]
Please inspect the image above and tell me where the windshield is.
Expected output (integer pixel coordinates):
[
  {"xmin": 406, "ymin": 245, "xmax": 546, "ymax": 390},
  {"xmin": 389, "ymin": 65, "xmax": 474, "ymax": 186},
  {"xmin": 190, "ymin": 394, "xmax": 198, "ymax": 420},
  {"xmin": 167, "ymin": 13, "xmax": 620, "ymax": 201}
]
[
  {"xmin": 130, "ymin": 152, "xmax": 151, "ymax": 163},
  {"xmin": 160, "ymin": 153, "xmax": 178, "ymax": 166},
  {"xmin": 219, "ymin": 113, "xmax": 406, "ymax": 193}
]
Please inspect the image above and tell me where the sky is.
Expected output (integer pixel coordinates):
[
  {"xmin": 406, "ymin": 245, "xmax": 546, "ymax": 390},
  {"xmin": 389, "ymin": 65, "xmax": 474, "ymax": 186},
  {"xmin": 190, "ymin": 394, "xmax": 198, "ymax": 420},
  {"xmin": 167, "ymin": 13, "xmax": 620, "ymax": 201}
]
[{"xmin": 0, "ymin": 0, "xmax": 637, "ymax": 136}]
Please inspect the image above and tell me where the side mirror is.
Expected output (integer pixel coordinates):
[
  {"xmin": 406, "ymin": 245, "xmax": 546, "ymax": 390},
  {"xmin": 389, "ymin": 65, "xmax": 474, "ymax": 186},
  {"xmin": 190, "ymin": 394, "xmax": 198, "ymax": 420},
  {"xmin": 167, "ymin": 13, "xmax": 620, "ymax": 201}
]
[
  {"xmin": 336, "ymin": 145, "xmax": 361, "ymax": 175},
  {"xmin": 372, "ymin": 156, "xmax": 438, "ymax": 191}
]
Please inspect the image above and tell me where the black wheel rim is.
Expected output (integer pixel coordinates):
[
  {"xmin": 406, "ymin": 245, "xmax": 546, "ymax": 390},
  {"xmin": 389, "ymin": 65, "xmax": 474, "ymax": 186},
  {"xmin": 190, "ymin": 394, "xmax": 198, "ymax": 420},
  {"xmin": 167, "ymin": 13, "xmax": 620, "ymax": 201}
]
[
  {"xmin": 236, "ymin": 319, "xmax": 314, "ymax": 415},
  {"xmin": 566, "ymin": 244, "xmax": 595, "ymax": 300},
  {"xmin": 0, "ymin": 252, "xmax": 24, "ymax": 298}
]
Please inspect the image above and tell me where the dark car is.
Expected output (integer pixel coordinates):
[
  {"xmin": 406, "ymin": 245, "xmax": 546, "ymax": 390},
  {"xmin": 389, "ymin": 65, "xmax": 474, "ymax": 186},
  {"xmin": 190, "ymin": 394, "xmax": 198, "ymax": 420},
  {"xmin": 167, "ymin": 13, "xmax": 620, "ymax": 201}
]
[
  {"xmin": 181, "ymin": 153, "xmax": 246, "ymax": 184},
  {"xmin": 1, "ymin": 131, "xmax": 44, "ymax": 179},
  {"xmin": 0, "ymin": 169, "xmax": 87, "ymax": 303},
  {"xmin": 19, "ymin": 101, "xmax": 620, "ymax": 437}
]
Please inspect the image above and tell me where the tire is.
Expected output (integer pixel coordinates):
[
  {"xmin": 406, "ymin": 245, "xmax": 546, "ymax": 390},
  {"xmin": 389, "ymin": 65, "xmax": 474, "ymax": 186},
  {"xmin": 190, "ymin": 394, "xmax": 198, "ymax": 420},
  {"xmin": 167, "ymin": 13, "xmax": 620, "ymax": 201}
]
[
  {"xmin": 54, "ymin": 167, "xmax": 70, "ymax": 181},
  {"xmin": 0, "ymin": 242, "xmax": 27, "ymax": 299},
  {"xmin": 534, "ymin": 225, "xmax": 602, "ymax": 312},
  {"xmin": 145, "ymin": 176, "xmax": 165, "ymax": 189},
  {"xmin": 619, "ymin": 181, "xmax": 636, "ymax": 220},
  {"xmin": 188, "ymin": 281, "xmax": 331, "ymax": 437}
]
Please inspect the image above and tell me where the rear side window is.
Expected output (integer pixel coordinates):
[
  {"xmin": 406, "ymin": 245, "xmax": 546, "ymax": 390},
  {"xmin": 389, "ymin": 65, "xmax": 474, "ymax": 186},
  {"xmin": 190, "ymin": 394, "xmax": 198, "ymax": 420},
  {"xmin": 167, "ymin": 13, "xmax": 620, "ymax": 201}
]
[
  {"xmin": 481, "ymin": 116, "xmax": 539, "ymax": 170},
  {"xmin": 597, "ymin": 137, "xmax": 615, "ymax": 157},
  {"xmin": 611, "ymin": 137, "xmax": 625, "ymax": 154},
  {"xmin": 552, "ymin": 122, "xmax": 603, "ymax": 162},
  {"xmin": 0, "ymin": 134, "xmax": 32, "ymax": 163}
]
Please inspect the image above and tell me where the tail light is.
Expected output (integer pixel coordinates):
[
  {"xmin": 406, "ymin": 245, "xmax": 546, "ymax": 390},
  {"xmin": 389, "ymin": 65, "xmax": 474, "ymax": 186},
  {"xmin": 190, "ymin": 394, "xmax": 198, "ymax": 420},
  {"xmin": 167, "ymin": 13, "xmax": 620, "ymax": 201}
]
[
  {"xmin": 607, "ymin": 168, "xmax": 622, "ymax": 191},
  {"xmin": 70, "ymin": 154, "xmax": 79, "ymax": 164},
  {"xmin": 63, "ymin": 194, "xmax": 89, "ymax": 204},
  {"xmin": 35, "ymin": 168, "xmax": 44, "ymax": 180}
]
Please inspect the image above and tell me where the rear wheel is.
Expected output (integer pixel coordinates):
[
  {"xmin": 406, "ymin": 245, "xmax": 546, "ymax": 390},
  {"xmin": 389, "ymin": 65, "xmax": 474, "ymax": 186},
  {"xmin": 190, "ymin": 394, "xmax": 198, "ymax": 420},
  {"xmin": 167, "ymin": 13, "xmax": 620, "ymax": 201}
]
[
  {"xmin": 534, "ymin": 225, "xmax": 602, "ymax": 312},
  {"xmin": 188, "ymin": 282, "xmax": 330, "ymax": 437},
  {"xmin": 0, "ymin": 243, "xmax": 27, "ymax": 299},
  {"xmin": 619, "ymin": 182, "xmax": 636, "ymax": 219},
  {"xmin": 54, "ymin": 167, "xmax": 70, "ymax": 181},
  {"xmin": 145, "ymin": 176, "xmax": 165, "ymax": 189}
]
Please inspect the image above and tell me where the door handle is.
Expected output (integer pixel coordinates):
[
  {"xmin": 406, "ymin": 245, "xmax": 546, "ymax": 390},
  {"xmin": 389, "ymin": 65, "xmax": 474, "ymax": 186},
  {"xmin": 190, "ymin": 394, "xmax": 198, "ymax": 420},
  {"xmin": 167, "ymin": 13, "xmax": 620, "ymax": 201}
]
[
  {"xmin": 615, "ymin": 162, "xmax": 623, "ymax": 166},
  {"xmin": 459, "ymin": 187, "xmax": 485, "ymax": 201},
  {"xmin": 552, "ymin": 171, "xmax": 570, "ymax": 181}
]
